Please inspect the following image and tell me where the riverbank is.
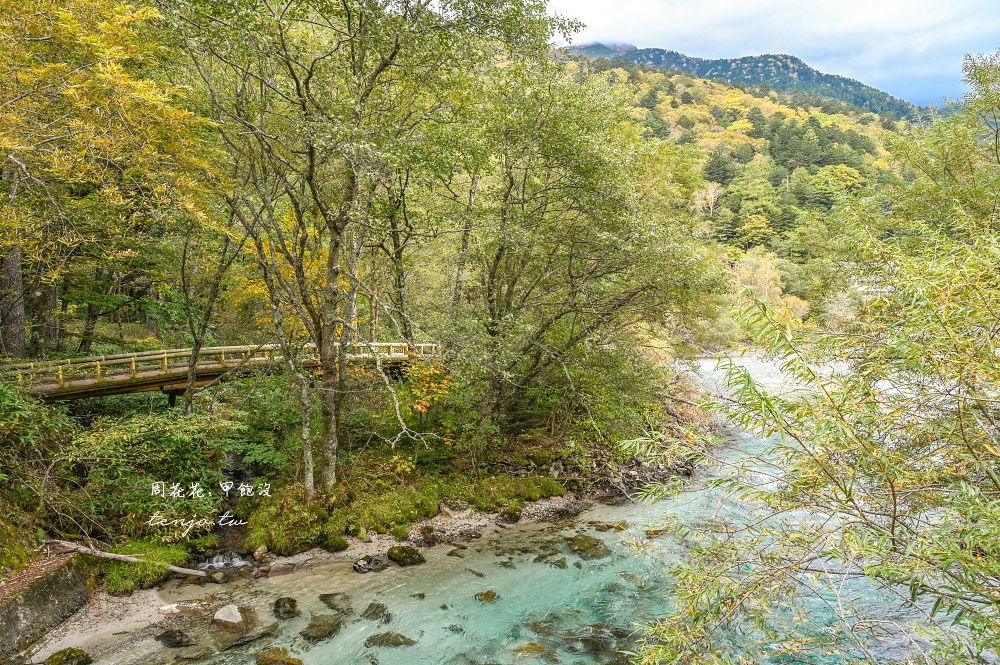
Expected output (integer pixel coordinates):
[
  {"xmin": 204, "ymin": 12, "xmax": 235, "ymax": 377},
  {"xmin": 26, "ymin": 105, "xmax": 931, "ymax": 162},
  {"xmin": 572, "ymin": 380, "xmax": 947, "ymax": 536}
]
[
  {"xmin": 10, "ymin": 362, "xmax": 718, "ymax": 664},
  {"xmin": 27, "ymin": 494, "xmax": 632, "ymax": 664}
]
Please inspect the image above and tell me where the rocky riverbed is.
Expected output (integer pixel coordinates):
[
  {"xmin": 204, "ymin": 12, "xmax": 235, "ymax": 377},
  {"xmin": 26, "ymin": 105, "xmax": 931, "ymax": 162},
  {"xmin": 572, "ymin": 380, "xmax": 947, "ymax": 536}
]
[{"xmin": 27, "ymin": 494, "xmax": 644, "ymax": 665}]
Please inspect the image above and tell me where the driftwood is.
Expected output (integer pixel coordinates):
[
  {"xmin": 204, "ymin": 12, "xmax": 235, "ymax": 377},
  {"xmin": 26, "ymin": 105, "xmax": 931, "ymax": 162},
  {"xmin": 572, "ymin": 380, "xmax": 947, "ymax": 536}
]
[{"xmin": 43, "ymin": 539, "xmax": 207, "ymax": 577}]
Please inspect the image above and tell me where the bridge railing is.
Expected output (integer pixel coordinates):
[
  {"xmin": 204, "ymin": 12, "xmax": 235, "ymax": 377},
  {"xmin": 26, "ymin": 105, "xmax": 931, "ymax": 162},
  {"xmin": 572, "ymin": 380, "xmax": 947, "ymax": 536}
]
[{"xmin": 0, "ymin": 342, "xmax": 441, "ymax": 389}]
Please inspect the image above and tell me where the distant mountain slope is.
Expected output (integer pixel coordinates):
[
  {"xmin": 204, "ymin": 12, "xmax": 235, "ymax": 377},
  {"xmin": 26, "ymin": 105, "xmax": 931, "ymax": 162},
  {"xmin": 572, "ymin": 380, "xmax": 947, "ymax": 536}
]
[{"xmin": 568, "ymin": 44, "xmax": 915, "ymax": 118}]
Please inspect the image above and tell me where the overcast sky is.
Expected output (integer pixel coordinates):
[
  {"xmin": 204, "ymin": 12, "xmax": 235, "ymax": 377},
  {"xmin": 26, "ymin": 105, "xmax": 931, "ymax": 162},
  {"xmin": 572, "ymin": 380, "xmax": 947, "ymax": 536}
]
[{"xmin": 546, "ymin": 0, "xmax": 1000, "ymax": 105}]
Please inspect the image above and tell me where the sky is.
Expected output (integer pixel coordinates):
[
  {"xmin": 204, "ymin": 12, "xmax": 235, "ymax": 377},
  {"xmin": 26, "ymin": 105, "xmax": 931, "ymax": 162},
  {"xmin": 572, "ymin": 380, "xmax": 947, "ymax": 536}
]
[{"xmin": 546, "ymin": 0, "xmax": 1000, "ymax": 105}]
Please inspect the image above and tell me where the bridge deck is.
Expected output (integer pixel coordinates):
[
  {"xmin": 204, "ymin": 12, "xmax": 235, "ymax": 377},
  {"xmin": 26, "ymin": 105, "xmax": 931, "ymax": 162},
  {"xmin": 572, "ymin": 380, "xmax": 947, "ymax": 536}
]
[{"xmin": 0, "ymin": 343, "xmax": 439, "ymax": 400}]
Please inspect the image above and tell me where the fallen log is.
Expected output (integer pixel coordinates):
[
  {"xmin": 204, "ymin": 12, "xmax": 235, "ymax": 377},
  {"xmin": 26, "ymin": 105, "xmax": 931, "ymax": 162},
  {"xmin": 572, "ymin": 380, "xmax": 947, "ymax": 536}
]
[{"xmin": 43, "ymin": 539, "xmax": 207, "ymax": 577}]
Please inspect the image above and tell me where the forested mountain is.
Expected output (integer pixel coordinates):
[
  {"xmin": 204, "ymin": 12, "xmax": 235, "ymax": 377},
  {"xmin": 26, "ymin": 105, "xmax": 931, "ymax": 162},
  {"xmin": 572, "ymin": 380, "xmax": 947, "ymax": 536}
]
[
  {"xmin": 573, "ymin": 56, "xmax": 896, "ymax": 328},
  {"xmin": 568, "ymin": 43, "xmax": 917, "ymax": 118}
]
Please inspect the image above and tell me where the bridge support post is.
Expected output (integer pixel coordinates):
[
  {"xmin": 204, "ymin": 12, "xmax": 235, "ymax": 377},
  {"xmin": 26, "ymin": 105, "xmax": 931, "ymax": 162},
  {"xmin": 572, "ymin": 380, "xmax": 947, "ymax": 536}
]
[{"xmin": 165, "ymin": 389, "xmax": 184, "ymax": 408}]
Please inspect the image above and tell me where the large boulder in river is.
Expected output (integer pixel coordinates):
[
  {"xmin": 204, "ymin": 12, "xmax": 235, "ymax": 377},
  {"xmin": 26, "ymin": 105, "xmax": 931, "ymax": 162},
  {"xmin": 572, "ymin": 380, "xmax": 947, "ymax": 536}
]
[
  {"xmin": 299, "ymin": 614, "xmax": 344, "ymax": 642},
  {"xmin": 319, "ymin": 592, "xmax": 353, "ymax": 616},
  {"xmin": 352, "ymin": 554, "xmax": 389, "ymax": 573},
  {"xmin": 213, "ymin": 604, "xmax": 248, "ymax": 632},
  {"xmin": 386, "ymin": 546, "xmax": 425, "ymax": 567},
  {"xmin": 363, "ymin": 632, "xmax": 417, "ymax": 648},
  {"xmin": 566, "ymin": 535, "xmax": 612, "ymax": 560},
  {"xmin": 273, "ymin": 597, "xmax": 300, "ymax": 620},
  {"xmin": 44, "ymin": 649, "xmax": 93, "ymax": 665}
]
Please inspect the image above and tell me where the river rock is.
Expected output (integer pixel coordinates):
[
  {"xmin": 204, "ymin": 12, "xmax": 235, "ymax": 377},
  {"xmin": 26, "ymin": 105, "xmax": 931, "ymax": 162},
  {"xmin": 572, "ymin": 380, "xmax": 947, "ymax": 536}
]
[
  {"xmin": 174, "ymin": 648, "xmax": 211, "ymax": 661},
  {"xmin": 155, "ymin": 629, "xmax": 193, "ymax": 648},
  {"xmin": 299, "ymin": 614, "xmax": 343, "ymax": 641},
  {"xmin": 386, "ymin": 545, "xmax": 425, "ymax": 567},
  {"xmin": 159, "ymin": 601, "xmax": 208, "ymax": 617},
  {"xmin": 266, "ymin": 562, "xmax": 295, "ymax": 577},
  {"xmin": 44, "ymin": 649, "xmax": 93, "ymax": 665},
  {"xmin": 253, "ymin": 545, "xmax": 269, "ymax": 562},
  {"xmin": 439, "ymin": 503, "xmax": 472, "ymax": 519},
  {"xmin": 513, "ymin": 643, "xmax": 557, "ymax": 661},
  {"xmin": 273, "ymin": 597, "xmax": 300, "ymax": 619},
  {"xmin": 319, "ymin": 592, "xmax": 353, "ymax": 615},
  {"xmin": 208, "ymin": 570, "xmax": 229, "ymax": 584},
  {"xmin": 566, "ymin": 535, "xmax": 612, "ymax": 560},
  {"xmin": 227, "ymin": 622, "xmax": 278, "ymax": 649},
  {"xmin": 353, "ymin": 554, "xmax": 388, "ymax": 573},
  {"xmin": 546, "ymin": 556, "xmax": 568, "ymax": 569},
  {"xmin": 213, "ymin": 604, "xmax": 247, "ymax": 632},
  {"xmin": 360, "ymin": 602, "xmax": 392, "ymax": 623},
  {"xmin": 363, "ymin": 632, "xmax": 417, "ymax": 648},
  {"xmin": 474, "ymin": 591, "xmax": 498, "ymax": 603},
  {"xmin": 257, "ymin": 648, "xmax": 302, "ymax": 665}
]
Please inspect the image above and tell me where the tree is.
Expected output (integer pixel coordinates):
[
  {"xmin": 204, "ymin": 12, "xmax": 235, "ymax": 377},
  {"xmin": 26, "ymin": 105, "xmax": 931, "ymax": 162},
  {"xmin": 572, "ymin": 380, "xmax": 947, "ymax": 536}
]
[
  {"xmin": 443, "ymin": 63, "xmax": 723, "ymax": 422},
  {"xmin": 703, "ymin": 150, "xmax": 736, "ymax": 186},
  {"xmin": 166, "ymin": 0, "xmax": 572, "ymax": 487},
  {"xmin": 0, "ymin": 0, "xmax": 208, "ymax": 358},
  {"xmin": 635, "ymin": 51, "xmax": 1000, "ymax": 664}
]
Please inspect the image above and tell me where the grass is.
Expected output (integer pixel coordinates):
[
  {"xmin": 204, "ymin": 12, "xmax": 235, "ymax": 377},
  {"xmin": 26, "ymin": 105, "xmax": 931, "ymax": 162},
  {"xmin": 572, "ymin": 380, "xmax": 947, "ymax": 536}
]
[
  {"xmin": 102, "ymin": 540, "xmax": 191, "ymax": 595},
  {"xmin": 241, "ymin": 471, "xmax": 565, "ymax": 556}
]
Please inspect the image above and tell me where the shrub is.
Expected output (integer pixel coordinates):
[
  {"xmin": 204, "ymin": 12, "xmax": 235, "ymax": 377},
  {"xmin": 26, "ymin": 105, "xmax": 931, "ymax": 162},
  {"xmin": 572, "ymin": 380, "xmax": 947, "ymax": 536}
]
[
  {"xmin": 243, "ymin": 488, "xmax": 328, "ymax": 556},
  {"xmin": 63, "ymin": 413, "xmax": 242, "ymax": 539}
]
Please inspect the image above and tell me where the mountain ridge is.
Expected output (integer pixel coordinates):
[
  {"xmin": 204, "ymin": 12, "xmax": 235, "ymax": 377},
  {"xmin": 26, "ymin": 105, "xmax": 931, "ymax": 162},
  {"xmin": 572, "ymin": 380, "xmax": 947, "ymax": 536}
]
[{"xmin": 567, "ymin": 43, "xmax": 916, "ymax": 118}]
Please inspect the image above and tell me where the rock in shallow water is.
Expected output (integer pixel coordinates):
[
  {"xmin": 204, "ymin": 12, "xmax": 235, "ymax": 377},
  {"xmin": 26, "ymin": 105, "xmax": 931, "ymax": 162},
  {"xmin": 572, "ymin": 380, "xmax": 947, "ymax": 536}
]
[
  {"xmin": 386, "ymin": 545, "xmax": 426, "ymax": 567},
  {"xmin": 257, "ymin": 647, "xmax": 302, "ymax": 665},
  {"xmin": 266, "ymin": 562, "xmax": 295, "ymax": 577},
  {"xmin": 44, "ymin": 649, "xmax": 92, "ymax": 665},
  {"xmin": 363, "ymin": 632, "xmax": 417, "ymax": 647},
  {"xmin": 474, "ymin": 590, "xmax": 499, "ymax": 603},
  {"xmin": 360, "ymin": 602, "xmax": 392, "ymax": 623},
  {"xmin": 299, "ymin": 614, "xmax": 344, "ymax": 641},
  {"xmin": 213, "ymin": 604, "xmax": 247, "ymax": 632},
  {"xmin": 155, "ymin": 629, "xmax": 193, "ymax": 648},
  {"xmin": 273, "ymin": 597, "xmax": 300, "ymax": 619},
  {"xmin": 566, "ymin": 534, "xmax": 612, "ymax": 560},
  {"xmin": 353, "ymin": 554, "xmax": 388, "ymax": 573},
  {"xmin": 319, "ymin": 592, "xmax": 353, "ymax": 615}
]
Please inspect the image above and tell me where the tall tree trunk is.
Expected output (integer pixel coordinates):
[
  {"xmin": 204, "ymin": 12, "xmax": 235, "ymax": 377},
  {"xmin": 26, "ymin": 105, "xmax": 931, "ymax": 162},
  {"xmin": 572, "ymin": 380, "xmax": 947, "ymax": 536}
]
[
  {"xmin": 387, "ymin": 213, "xmax": 413, "ymax": 346},
  {"xmin": 0, "ymin": 246, "xmax": 26, "ymax": 357},
  {"xmin": 320, "ymin": 227, "xmax": 346, "ymax": 488},
  {"xmin": 27, "ymin": 266, "xmax": 60, "ymax": 359},
  {"xmin": 452, "ymin": 175, "xmax": 478, "ymax": 312},
  {"xmin": 78, "ymin": 302, "xmax": 100, "ymax": 354},
  {"xmin": 182, "ymin": 232, "xmax": 238, "ymax": 415},
  {"xmin": 44, "ymin": 283, "xmax": 59, "ymax": 351},
  {"xmin": 297, "ymin": 373, "xmax": 315, "ymax": 497}
]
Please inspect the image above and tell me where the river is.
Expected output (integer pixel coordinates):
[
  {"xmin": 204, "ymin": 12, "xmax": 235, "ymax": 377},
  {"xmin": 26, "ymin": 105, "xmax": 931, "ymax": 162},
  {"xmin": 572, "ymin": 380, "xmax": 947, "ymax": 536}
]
[{"xmin": 44, "ymin": 357, "xmax": 924, "ymax": 665}]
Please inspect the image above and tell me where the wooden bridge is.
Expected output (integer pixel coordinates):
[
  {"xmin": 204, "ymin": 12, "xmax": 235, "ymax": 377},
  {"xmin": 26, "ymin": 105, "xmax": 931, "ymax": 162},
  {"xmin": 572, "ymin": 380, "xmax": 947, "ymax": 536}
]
[{"xmin": 0, "ymin": 343, "xmax": 440, "ymax": 402}]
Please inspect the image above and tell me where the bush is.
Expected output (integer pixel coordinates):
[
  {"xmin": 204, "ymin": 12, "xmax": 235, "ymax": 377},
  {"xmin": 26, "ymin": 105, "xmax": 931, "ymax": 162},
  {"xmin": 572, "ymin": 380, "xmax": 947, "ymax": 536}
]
[
  {"xmin": 321, "ymin": 533, "xmax": 348, "ymax": 552},
  {"xmin": 243, "ymin": 488, "xmax": 329, "ymax": 556},
  {"xmin": 63, "ymin": 412, "xmax": 242, "ymax": 539}
]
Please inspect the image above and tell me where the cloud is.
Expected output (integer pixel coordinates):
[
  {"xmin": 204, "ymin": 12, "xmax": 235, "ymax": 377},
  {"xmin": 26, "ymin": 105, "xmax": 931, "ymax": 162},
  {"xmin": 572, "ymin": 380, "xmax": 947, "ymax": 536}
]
[{"xmin": 547, "ymin": 0, "xmax": 1000, "ymax": 103}]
